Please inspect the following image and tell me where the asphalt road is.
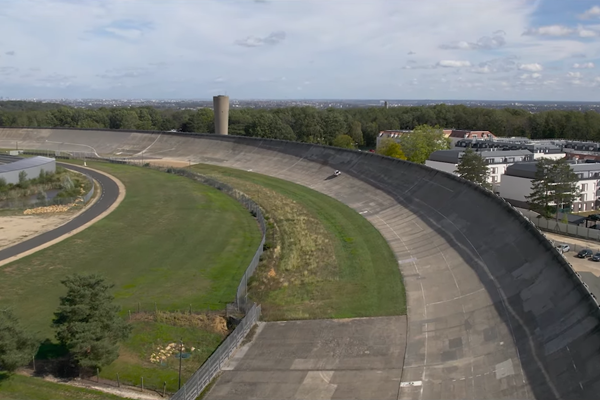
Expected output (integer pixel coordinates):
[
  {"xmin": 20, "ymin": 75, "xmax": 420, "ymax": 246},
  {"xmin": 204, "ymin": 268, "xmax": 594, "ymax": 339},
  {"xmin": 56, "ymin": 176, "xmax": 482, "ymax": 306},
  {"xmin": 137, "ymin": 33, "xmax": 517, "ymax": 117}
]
[{"xmin": 0, "ymin": 163, "xmax": 119, "ymax": 263}]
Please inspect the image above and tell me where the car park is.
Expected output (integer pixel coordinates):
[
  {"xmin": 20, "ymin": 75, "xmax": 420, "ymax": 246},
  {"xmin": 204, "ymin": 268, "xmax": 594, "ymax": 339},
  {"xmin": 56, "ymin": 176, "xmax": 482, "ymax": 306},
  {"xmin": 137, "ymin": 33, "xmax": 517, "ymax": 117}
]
[{"xmin": 577, "ymin": 249, "xmax": 594, "ymax": 258}]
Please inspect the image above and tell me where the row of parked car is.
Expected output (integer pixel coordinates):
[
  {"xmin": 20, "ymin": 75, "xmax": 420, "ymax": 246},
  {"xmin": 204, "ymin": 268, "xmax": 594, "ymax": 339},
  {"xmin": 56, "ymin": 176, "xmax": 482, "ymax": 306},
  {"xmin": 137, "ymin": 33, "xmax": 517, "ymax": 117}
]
[
  {"xmin": 577, "ymin": 248, "xmax": 600, "ymax": 261},
  {"xmin": 555, "ymin": 243, "xmax": 600, "ymax": 261}
]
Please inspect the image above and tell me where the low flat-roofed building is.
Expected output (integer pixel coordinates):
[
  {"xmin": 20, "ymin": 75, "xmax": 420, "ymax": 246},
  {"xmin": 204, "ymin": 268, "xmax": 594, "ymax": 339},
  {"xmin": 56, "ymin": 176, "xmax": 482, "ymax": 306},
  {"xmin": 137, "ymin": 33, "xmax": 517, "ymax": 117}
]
[{"xmin": 0, "ymin": 156, "xmax": 56, "ymax": 185}]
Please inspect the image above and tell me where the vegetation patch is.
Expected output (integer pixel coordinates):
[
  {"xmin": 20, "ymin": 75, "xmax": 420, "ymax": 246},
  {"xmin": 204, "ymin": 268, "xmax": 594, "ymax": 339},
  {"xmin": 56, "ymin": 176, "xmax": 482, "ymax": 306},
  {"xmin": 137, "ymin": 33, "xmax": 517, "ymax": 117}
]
[
  {"xmin": 0, "ymin": 165, "xmax": 91, "ymax": 209},
  {"xmin": 0, "ymin": 373, "xmax": 126, "ymax": 400},
  {"xmin": 189, "ymin": 164, "xmax": 406, "ymax": 320}
]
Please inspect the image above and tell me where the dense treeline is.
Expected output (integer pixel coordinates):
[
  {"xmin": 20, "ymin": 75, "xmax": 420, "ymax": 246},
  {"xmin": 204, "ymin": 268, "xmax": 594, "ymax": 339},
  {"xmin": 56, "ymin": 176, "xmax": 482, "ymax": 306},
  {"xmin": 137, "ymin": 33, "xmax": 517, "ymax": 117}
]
[
  {"xmin": 0, "ymin": 100, "xmax": 64, "ymax": 112},
  {"xmin": 2, "ymin": 102, "xmax": 600, "ymax": 148}
]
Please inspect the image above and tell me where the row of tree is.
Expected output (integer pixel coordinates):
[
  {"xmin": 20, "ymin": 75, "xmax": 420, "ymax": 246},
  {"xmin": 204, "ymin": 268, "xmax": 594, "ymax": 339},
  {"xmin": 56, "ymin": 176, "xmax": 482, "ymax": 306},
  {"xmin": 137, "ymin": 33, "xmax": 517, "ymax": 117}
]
[
  {"xmin": 2, "ymin": 102, "xmax": 600, "ymax": 148},
  {"xmin": 0, "ymin": 274, "xmax": 129, "ymax": 375}
]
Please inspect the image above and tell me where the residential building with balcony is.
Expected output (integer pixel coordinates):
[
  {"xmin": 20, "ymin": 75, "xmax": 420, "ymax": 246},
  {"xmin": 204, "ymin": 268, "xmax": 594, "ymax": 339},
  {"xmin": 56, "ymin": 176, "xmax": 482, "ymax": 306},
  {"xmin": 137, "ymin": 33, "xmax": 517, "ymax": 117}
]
[
  {"xmin": 498, "ymin": 161, "xmax": 600, "ymax": 212},
  {"xmin": 425, "ymin": 148, "xmax": 535, "ymax": 191}
]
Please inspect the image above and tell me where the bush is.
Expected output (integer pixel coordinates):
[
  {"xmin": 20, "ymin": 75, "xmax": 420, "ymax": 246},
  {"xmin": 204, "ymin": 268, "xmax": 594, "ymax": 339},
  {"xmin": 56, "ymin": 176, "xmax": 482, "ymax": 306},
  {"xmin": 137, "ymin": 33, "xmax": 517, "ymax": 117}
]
[{"xmin": 17, "ymin": 171, "xmax": 29, "ymax": 189}]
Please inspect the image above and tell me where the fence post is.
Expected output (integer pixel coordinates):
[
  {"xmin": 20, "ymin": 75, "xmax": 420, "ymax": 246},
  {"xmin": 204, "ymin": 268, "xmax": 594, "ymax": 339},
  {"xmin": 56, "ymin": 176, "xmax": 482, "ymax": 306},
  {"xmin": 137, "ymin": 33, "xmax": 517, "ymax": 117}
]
[
  {"xmin": 141, "ymin": 377, "xmax": 144, "ymax": 392},
  {"xmin": 163, "ymin": 381, "xmax": 167, "ymax": 398},
  {"xmin": 96, "ymin": 368, "xmax": 99, "ymax": 383},
  {"xmin": 117, "ymin": 373, "xmax": 120, "ymax": 388}
]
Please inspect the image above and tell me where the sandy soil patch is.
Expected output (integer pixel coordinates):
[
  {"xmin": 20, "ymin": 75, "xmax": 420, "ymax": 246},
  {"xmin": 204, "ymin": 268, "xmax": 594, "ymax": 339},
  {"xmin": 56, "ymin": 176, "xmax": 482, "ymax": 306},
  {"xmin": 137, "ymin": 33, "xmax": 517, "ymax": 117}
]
[
  {"xmin": 147, "ymin": 159, "xmax": 192, "ymax": 168},
  {"xmin": 0, "ymin": 213, "xmax": 83, "ymax": 251}
]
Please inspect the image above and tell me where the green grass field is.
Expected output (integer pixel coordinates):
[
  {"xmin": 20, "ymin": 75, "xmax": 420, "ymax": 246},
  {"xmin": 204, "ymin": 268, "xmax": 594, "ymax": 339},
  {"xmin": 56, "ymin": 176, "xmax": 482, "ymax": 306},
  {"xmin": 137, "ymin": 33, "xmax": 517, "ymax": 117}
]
[
  {"xmin": 189, "ymin": 164, "xmax": 406, "ymax": 320},
  {"xmin": 0, "ymin": 373, "xmax": 124, "ymax": 400},
  {"xmin": 0, "ymin": 161, "xmax": 262, "ymax": 392}
]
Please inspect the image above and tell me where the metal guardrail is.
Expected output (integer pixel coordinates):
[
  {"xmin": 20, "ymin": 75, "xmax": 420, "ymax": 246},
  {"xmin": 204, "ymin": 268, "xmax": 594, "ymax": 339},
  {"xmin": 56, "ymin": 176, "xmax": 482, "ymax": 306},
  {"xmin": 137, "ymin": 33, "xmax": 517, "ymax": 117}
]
[{"xmin": 170, "ymin": 303, "xmax": 261, "ymax": 400}]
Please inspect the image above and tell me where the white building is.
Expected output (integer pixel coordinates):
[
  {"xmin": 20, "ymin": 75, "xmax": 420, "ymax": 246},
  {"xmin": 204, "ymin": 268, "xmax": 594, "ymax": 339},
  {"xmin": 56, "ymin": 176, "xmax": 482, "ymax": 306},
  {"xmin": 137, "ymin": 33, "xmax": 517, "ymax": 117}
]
[
  {"xmin": 425, "ymin": 149, "xmax": 535, "ymax": 190},
  {"xmin": 499, "ymin": 161, "xmax": 600, "ymax": 212},
  {"xmin": 0, "ymin": 156, "xmax": 56, "ymax": 185}
]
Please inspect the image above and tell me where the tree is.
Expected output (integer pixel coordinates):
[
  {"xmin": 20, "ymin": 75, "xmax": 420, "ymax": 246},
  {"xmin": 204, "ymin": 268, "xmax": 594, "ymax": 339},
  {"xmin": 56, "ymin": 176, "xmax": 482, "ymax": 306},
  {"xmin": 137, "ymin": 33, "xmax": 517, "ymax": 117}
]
[
  {"xmin": 455, "ymin": 148, "xmax": 492, "ymax": 190},
  {"xmin": 399, "ymin": 124, "xmax": 450, "ymax": 164},
  {"xmin": 348, "ymin": 121, "xmax": 364, "ymax": 146},
  {"xmin": 244, "ymin": 113, "xmax": 296, "ymax": 141},
  {"xmin": 18, "ymin": 170, "xmax": 28, "ymax": 188},
  {"xmin": 332, "ymin": 134, "xmax": 355, "ymax": 149},
  {"xmin": 53, "ymin": 274, "xmax": 131, "ymax": 372},
  {"xmin": 526, "ymin": 159, "xmax": 556, "ymax": 218},
  {"xmin": 0, "ymin": 308, "xmax": 39, "ymax": 373},
  {"xmin": 376, "ymin": 138, "xmax": 407, "ymax": 160},
  {"xmin": 526, "ymin": 158, "xmax": 580, "ymax": 219},
  {"xmin": 549, "ymin": 159, "xmax": 580, "ymax": 220}
]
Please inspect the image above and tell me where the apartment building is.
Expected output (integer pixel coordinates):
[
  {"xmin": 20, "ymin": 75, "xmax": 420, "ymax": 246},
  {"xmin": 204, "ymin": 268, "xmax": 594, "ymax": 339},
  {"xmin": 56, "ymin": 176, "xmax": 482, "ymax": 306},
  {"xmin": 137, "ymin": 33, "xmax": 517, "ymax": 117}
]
[
  {"xmin": 425, "ymin": 148, "xmax": 534, "ymax": 190},
  {"xmin": 499, "ymin": 161, "xmax": 600, "ymax": 212}
]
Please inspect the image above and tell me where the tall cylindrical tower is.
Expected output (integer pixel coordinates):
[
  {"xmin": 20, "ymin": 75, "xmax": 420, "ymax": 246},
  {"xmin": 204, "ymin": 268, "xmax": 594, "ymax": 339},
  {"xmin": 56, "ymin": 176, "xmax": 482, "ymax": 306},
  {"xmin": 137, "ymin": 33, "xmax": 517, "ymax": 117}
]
[{"xmin": 213, "ymin": 95, "xmax": 230, "ymax": 135}]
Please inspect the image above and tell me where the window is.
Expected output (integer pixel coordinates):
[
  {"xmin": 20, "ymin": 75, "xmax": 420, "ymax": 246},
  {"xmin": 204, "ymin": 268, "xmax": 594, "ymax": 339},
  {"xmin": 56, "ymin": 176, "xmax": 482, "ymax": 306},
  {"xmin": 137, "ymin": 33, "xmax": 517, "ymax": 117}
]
[
  {"xmin": 492, "ymin": 176, "xmax": 498, "ymax": 183},
  {"xmin": 582, "ymin": 184, "xmax": 588, "ymax": 192},
  {"xmin": 490, "ymin": 168, "xmax": 498, "ymax": 175}
]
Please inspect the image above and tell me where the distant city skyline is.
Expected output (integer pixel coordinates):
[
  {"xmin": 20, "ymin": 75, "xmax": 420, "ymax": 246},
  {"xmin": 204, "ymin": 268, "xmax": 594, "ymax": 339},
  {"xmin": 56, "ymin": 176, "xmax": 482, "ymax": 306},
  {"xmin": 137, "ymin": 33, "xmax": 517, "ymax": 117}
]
[{"xmin": 2, "ymin": 1, "xmax": 600, "ymax": 100}]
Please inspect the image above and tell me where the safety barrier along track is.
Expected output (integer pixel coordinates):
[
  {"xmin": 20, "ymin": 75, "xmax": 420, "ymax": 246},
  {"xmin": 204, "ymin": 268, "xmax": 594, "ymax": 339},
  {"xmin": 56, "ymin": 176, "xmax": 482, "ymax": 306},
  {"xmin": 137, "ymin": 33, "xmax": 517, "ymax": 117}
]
[{"xmin": 1, "ymin": 127, "xmax": 600, "ymax": 399}]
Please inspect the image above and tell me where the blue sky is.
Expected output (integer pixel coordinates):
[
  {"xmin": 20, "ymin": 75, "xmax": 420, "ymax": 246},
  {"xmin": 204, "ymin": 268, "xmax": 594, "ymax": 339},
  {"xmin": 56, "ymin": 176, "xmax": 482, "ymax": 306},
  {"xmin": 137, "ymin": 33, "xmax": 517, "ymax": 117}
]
[{"xmin": 1, "ymin": 0, "xmax": 600, "ymax": 101}]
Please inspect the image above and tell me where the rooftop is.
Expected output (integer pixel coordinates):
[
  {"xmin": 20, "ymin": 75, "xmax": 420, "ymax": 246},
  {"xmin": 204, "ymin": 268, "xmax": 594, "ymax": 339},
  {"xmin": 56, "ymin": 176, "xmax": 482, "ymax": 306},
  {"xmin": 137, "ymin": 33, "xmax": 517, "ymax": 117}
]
[
  {"xmin": 505, "ymin": 160, "xmax": 600, "ymax": 179},
  {"xmin": 429, "ymin": 149, "xmax": 533, "ymax": 164},
  {"xmin": 0, "ymin": 156, "xmax": 55, "ymax": 174}
]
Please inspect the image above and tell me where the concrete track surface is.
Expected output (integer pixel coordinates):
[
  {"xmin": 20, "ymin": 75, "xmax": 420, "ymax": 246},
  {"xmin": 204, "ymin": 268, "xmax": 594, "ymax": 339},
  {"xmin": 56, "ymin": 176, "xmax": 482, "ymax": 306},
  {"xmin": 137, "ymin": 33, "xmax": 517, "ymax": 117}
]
[{"xmin": 1, "ymin": 128, "xmax": 600, "ymax": 400}]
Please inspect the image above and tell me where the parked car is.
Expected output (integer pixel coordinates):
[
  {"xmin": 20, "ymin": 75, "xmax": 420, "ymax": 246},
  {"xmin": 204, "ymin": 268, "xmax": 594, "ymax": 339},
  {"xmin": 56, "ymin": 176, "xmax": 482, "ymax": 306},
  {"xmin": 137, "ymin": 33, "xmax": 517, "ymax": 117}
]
[
  {"xmin": 592, "ymin": 253, "xmax": 600, "ymax": 262},
  {"xmin": 577, "ymin": 249, "xmax": 594, "ymax": 258},
  {"xmin": 556, "ymin": 244, "xmax": 570, "ymax": 253}
]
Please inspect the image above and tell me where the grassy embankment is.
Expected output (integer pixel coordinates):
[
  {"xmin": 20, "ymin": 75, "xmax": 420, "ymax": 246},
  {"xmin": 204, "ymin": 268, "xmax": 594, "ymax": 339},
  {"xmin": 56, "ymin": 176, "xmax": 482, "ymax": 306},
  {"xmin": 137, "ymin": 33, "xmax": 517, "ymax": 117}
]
[
  {"xmin": 0, "ymin": 161, "xmax": 262, "ymax": 393},
  {"xmin": 0, "ymin": 373, "xmax": 125, "ymax": 400},
  {"xmin": 189, "ymin": 164, "xmax": 406, "ymax": 320}
]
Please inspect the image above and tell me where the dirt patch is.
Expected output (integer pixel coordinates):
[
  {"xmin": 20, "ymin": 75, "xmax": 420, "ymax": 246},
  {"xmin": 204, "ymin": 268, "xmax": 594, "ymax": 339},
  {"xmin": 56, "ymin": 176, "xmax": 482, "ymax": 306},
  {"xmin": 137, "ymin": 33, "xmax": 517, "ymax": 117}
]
[
  {"xmin": 130, "ymin": 311, "xmax": 230, "ymax": 335},
  {"xmin": 147, "ymin": 159, "xmax": 192, "ymax": 168},
  {"xmin": 0, "ymin": 213, "xmax": 82, "ymax": 251}
]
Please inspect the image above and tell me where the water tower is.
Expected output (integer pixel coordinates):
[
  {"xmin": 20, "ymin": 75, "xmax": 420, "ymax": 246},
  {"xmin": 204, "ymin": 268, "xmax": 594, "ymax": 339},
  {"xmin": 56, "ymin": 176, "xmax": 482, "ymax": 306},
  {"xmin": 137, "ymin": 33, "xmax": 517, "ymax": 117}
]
[{"xmin": 213, "ymin": 95, "xmax": 229, "ymax": 135}]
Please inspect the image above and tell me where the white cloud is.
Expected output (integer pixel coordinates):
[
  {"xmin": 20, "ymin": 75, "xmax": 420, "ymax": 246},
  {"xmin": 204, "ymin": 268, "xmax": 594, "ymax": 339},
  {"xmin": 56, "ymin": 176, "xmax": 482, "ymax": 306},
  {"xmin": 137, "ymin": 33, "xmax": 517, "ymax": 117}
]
[
  {"xmin": 0, "ymin": 0, "xmax": 599, "ymax": 100},
  {"xmin": 523, "ymin": 25, "xmax": 574, "ymax": 36},
  {"xmin": 567, "ymin": 71, "xmax": 582, "ymax": 78},
  {"xmin": 518, "ymin": 63, "xmax": 543, "ymax": 72},
  {"xmin": 573, "ymin": 62, "xmax": 595, "ymax": 69},
  {"xmin": 523, "ymin": 24, "xmax": 600, "ymax": 37},
  {"xmin": 580, "ymin": 6, "xmax": 600, "ymax": 19},
  {"xmin": 437, "ymin": 60, "xmax": 472, "ymax": 68}
]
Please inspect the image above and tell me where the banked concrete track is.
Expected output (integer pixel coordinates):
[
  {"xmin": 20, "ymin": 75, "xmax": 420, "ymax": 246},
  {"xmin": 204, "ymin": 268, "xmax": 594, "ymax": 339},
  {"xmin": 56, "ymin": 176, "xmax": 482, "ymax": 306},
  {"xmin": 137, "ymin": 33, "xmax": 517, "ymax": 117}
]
[{"xmin": 2, "ymin": 128, "xmax": 600, "ymax": 400}]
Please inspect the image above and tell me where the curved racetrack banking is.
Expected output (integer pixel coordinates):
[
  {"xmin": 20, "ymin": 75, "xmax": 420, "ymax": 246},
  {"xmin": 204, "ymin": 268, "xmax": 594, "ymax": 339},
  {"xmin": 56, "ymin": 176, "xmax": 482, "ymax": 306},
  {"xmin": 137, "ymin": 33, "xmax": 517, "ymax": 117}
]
[
  {"xmin": 0, "ymin": 163, "xmax": 119, "ymax": 264},
  {"xmin": 1, "ymin": 128, "xmax": 600, "ymax": 400}
]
